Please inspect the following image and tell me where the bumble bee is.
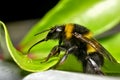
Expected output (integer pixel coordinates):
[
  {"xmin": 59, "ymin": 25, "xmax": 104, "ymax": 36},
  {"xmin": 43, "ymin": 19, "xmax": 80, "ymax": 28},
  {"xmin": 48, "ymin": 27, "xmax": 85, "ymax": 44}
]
[{"xmin": 28, "ymin": 23, "xmax": 117, "ymax": 75}]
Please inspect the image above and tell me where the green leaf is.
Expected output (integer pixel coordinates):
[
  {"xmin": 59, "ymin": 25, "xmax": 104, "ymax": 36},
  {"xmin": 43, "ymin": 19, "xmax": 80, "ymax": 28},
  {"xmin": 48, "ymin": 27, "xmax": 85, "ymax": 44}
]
[{"xmin": 0, "ymin": 21, "xmax": 59, "ymax": 72}]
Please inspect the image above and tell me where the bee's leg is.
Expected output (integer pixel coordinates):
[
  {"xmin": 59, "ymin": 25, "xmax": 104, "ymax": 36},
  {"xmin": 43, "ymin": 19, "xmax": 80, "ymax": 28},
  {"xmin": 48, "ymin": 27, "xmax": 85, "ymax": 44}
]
[
  {"xmin": 44, "ymin": 45, "xmax": 60, "ymax": 62},
  {"xmin": 60, "ymin": 46, "xmax": 78, "ymax": 64},
  {"xmin": 53, "ymin": 46, "xmax": 78, "ymax": 68},
  {"xmin": 83, "ymin": 54, "xmax": 104, "ymax": 75}
]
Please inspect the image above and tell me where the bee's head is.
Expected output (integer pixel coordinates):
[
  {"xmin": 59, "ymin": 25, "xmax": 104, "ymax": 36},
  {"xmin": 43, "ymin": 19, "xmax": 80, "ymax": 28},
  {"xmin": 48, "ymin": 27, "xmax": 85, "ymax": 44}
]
[
  {"xmin": 28, "ymin": 25, "xmax": 64, "ymax": 53},
  {"xmin": 46, "ymin": 26, "xmax": 64, "ymax": 39}
]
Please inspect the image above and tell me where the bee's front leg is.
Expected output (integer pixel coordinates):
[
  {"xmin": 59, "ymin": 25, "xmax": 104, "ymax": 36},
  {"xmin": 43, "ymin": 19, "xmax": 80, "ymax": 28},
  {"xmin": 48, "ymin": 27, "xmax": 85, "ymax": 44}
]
[{"xmin": 44, "ymin": 45, "xmax": 60, "ymax": 62}]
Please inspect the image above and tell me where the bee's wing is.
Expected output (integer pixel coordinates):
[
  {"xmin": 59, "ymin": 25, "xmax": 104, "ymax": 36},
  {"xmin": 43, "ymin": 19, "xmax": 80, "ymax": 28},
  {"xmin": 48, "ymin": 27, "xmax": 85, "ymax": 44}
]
[
  {"xmin": 73, "ymin": 32, "xmax": 117, "ymax": 62},
  {"xmin": 90, "ymin": 38, "xmax": 117, "ymax": 62}
]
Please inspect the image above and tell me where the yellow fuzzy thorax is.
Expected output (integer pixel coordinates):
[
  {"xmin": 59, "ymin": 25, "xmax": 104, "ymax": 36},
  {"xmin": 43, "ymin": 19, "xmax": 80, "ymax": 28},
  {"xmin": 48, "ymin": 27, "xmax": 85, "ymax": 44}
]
[{"xmin": 65, "ymin": 24, "xmax": 74, "ymax": 39}]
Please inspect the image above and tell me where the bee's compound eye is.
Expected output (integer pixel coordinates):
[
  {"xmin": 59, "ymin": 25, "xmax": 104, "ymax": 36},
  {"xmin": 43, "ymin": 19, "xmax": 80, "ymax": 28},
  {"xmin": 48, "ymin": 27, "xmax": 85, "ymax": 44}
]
[{"xmin": 56, "ymin": 28, "xmax": 62, "ymax": 32}]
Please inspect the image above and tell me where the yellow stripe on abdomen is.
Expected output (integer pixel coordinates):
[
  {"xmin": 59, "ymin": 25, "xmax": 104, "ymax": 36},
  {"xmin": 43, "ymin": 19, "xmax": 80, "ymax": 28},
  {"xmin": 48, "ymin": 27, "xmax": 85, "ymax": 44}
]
[{"xmin": 87, "ymin": 44, "xmax": 96, "ymax": 54}]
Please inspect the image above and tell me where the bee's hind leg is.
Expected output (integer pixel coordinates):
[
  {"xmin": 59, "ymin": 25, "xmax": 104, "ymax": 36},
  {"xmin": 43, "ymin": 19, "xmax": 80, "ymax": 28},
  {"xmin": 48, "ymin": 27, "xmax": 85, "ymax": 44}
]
[{"xmin": 83, "ymin": 54, "xmax": 104, "ymax": 75}]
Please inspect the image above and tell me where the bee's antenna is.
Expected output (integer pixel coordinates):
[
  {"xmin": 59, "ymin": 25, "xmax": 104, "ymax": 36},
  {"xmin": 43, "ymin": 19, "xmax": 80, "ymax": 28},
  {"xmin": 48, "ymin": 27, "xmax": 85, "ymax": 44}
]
[
  {"xmin": 28, "ymin": 38, "xmax": 46, "ymax": 53},
  {"xmin": 34, "ymin": 29, "xmax": 50, "ymax": 36}
]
